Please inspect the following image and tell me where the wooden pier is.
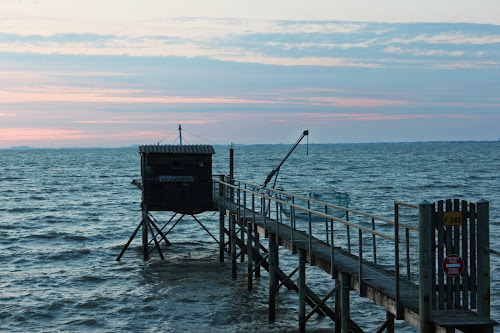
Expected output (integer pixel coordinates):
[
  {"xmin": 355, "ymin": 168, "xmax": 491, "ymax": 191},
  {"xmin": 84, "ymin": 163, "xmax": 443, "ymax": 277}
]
[
  {"xmin": 117, "ymin": 143, "xmax": 497, "ymax": 332},
  {"xmin": 213, "ymin": 176, "xmax": 498, "ymax": 332}
]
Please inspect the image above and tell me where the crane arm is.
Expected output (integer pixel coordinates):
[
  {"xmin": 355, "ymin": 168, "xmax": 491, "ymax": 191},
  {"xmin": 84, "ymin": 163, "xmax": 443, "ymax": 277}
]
[{"xmin": 263, "ymin": 130, "xmax": 309, "ymax": 188}]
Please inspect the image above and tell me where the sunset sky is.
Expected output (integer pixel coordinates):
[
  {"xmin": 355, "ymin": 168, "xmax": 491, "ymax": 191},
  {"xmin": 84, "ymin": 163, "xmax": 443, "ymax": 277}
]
[{"xmin": 1, "ymin": 0, "xmax": 499, "ymax": 147}]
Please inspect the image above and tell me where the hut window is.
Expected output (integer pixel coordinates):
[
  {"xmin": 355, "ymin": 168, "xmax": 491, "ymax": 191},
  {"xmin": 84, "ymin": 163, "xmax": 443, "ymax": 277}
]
[
  {"xmin": 171, "ymin": 160, "xmax": 183, "ymax": 169},
  {"xmin": 199, "ymin": 161, "xmax": 207, "ymax": 167}
]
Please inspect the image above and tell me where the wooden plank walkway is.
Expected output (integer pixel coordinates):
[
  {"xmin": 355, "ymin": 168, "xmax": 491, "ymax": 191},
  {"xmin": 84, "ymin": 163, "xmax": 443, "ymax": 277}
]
[{"xmin": 218, "ymin": 197, "xmax": 497, "ymax": 332}]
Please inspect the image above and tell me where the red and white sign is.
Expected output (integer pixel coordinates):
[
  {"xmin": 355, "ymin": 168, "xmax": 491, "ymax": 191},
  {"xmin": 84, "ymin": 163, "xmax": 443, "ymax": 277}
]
[{"xmin": 442, "ymin": 254, "xmax": 464, "ymax": 277}]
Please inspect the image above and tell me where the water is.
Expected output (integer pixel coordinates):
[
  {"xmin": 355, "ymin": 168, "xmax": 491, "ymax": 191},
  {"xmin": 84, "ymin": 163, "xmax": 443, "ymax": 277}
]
[{"xmin": 1, "ymin": 142, "xmax": 499, "ymax": 332}]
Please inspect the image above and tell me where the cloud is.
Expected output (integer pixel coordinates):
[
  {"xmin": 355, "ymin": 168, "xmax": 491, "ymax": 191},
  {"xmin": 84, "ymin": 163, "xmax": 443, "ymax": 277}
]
[
  {"xmin": 0, "ymin": 85, "xmax": 289, "ymax": 104},
  {"xmin": 385, "ymin": 32, "xmax": 500, "ymax": 45},
  {"xmin": 384, "ymin": 46, "xmax": 465, "ymax": 57},
  {"xmin": 295, "ymin": 112, "xmax": 478, "ymax": 121},
  {"xmin": 295, "ymin": 96, "xmax": 409, "ymax": 108},
  {"xmin": 213, "ymin": 55, "xmax": 381, "ymax": 68}
]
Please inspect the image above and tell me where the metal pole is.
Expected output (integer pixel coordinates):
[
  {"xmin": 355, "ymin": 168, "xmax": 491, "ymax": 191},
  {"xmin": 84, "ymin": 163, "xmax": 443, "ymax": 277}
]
[
  {"xmin": 418, "ymin": 200, "xmax": 433, "ymax": 332},
  {"xmin": 291, "ymin": 197, "xmax": 296, "ymax": 254},
  {"xmin": 307, "ymin": 200, "xmax": 314, "ymax": 265},
  {"xmin": 358, "ymin": 229, "xmax": 365, "ymax": 297},
  {"xmin": 371, "ymin": 217, "xmax": 377, "ymax": 265}
]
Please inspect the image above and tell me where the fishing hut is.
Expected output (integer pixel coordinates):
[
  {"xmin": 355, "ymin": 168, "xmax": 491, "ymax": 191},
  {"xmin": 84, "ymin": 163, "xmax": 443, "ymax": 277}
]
[
  {"xmin": 117, "ymin": 126, "xmax": 216, "ymax": 260},
  {"xmin": 139, "ymin": 144, "xmax": 215, "ymax": 214}
]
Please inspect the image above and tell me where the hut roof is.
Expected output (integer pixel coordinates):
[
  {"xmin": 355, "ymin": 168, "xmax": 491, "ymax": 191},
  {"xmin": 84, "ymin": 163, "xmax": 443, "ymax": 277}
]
[{"xmin": 139, "ymin": 145, "xmax": 216, "ymax": 155}]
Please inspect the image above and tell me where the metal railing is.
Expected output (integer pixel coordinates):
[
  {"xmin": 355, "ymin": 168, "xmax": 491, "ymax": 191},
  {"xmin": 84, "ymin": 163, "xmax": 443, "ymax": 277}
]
[{"xmin": 213, "ymin": 176, "xmax": 421, "ymax": 311}]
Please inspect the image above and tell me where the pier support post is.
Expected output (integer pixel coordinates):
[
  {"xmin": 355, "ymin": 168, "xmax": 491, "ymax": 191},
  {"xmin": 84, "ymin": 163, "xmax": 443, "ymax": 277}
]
[
  {"xmin": 255, "ymin": 225, "xmax": 261, "ymax": 278},
  {"xmin": 142, "ymin": 204, "xmax": 149, "ymax": 260},
  {"xmin": 477, "ymin": 199, "xmax": 491, "ymax": 321},
  {"xmin": 230, "ymin": 214, "xmax": 237, "ymax": 279},
  {"xmin": 335, "ymin": 276, "xmax": 341, "ymax": 333},
  {"xmin": 219, "ymin": 176, "xmax": 225, "ymax": 263},
  {"xmin": 219, "ymin": 207, "xmax": 225, "ymax": 263},
  {"xmin": 298, "ymin": 249, "xmax": 306, "ymax": 333},
  {"xmin": 241, "ymin": 222, "xmax": 245, "ymax": 263},
  {"xmin": 340, "ymin": 272, "xmax": 350, "ymax": 333},
  {"xmin": 247, "ymin": 221, "xmax": 253, "ymax": 290},
  {"xmin": 418, "ymin": 201, "xmax": 433, "ymax": 332},
  {"xmin": 269, "ymin": 232, "xmax": 278, "ymax": 322},
  {"xmin": 386, "ymin": 312, "xmax": 395, "ymax": 333}
]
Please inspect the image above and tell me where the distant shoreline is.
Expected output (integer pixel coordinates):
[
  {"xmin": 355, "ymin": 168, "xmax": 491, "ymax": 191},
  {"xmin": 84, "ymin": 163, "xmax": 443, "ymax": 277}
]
[{"xmin": 2, "ymin": 140, "xmax": 499, "ymax": 150}]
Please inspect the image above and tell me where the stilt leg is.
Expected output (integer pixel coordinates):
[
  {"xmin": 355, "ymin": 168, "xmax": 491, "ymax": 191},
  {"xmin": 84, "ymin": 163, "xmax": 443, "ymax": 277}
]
[
  {"xmin": 142, "ymin": 204, "xmax": 149, "ymax": 260},
  {"xmin": 116, "ymin": 220, "xmax": 143, "ymax": 261}
]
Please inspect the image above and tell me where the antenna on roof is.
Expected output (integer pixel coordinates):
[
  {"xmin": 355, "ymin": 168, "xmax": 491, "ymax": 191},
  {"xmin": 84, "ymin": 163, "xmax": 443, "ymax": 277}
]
[{"xmin": 179, "ymin": 124, "xmax": 183, "ymax": 146}]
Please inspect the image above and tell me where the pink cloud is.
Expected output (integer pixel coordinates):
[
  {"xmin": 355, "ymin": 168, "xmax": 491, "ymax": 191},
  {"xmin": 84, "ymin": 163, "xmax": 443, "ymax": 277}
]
[
  {"xmin": 0, "ymin": 127, "xmax": 174, "ymax": 145},
  {"xmin": 295, "ymin": 112, "xmax": 478, "ymax": 121},
  {"xmin": 300, "ymin": 97, "xmax": 409, "ymax": 108},
  {"xmin": 0, "ymin": 128, "xmax": 88, "ymax": 143},
  {"xmin": 0, "ymin": 86, "xmax": 285, "ymax": 105}
]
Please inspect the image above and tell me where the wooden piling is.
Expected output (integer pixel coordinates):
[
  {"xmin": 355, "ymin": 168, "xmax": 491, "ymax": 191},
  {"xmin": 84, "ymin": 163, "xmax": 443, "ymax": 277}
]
[
  {"xmin": 255, "ymin": 225, "xmax": 261, "ymax": 278},
  {"xmin": 477, "ymin": 199, "xmax": 490, "ymax": 319},
  {"xmin": 340, "ymin": 272, "xmax": 350, "ymax": 333},
  {"xmin": 298, "ymin": 249, "xmax": 306, "ymax": 333},
  {"xmin": 247, "ymin": 221, "xmax": 253, "ymax": 290},
  {"xmin": 418, "ymin": 200, "xmax": 433, "ymax": 332},
  {"xmin": 335, "ymin": 276, "xmax": 341, "ymax": 333},
  {"xmin": 269, "ymin": 232, "xmax": 277, "ymax": 322},
  {"xmin": 142, "ymin": 204, "xmax": 149, "ymax": 260},
  {"xmin": 230, "ymin": 214, "xmax": 237, "ymax": 279}
]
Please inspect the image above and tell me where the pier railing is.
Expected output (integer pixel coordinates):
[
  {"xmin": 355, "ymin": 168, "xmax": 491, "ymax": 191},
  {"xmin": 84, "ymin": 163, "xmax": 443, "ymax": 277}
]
[{"xmin": 213, "ymin": 176, "xmax": 420, "ymax": 309}]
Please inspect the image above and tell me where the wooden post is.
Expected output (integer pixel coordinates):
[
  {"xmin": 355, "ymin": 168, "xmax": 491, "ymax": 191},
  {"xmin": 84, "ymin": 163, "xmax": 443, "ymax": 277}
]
[
  {"xmin": 340, "ymin": 272, "xmax": 350, "ymax": 333},
  {"xmin": 219, "ymin": 175, "xmax": 225, "ymax": 263},
  {"xmin": 386, "ymin": 312, "xmax": 395, "ymax": 333},
  {"xmin": 255, "ymin": 224, "xmax": 261, "ymax": 278},
  {"xmin": 335, "ymin": 275, "xmax": 341, "ymax": 333},
  {"xmin": 269, "ymin": 232, "xmax": 277, "ymax": 322},
  {"xmin": 247, "ymin": 221, "xmax": 253, "ymax": 290},
  {"xmin": 229, "ymin": 146, "xmax": 234, "ymax": 203},
  {"xmin": 241, "ymin": 222, "xmax": 245, "ymax": 263},
  {"xmin": 477, "ymin": 199, "xmax": 490, "ymax": 318},
  {"xmin": 142, "ymin": 203, "xmax": 149, "ymax": 260},
  {"xmin": 418, "ymin": 200, "xmax": 433, "ymax": 332},
  {"xmin": 230, "ymin": 214, "xmax": 237, "ymax": 279},
  {"xmin": 219, "ymin": 206, "xmax": 225, "ymax": 263},
  {"xmin": 299, "ymin": 249, "xmax": 306, "ymax": 333}
]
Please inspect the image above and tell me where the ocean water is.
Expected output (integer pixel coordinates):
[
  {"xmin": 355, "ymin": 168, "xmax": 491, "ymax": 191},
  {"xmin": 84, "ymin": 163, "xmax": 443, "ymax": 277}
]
[{"xmin": 1, "ymin": 142, "xmax": 499, "ymax": 332}]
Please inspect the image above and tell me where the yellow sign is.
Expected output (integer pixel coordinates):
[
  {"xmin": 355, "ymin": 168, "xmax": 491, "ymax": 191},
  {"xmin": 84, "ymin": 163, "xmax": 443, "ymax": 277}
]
[{"xmin": 444, "ymin": 212, "xmax": 462, "ymax": 226}]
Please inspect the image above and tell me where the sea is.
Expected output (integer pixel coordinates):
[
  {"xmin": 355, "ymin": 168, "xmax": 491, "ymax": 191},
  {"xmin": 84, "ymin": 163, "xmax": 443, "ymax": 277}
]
[{"xmin": 1, "ymin": 142, "xmax": 499, "ymax": 332}]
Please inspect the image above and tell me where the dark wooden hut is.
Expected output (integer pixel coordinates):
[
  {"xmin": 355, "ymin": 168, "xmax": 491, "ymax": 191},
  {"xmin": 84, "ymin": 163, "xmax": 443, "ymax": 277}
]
[{"xmin": 139, "ymin": 144, "xmax": 216, "ymax": 214}]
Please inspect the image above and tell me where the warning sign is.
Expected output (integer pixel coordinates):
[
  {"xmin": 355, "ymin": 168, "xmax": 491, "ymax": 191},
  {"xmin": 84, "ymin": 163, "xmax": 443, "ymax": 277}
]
[
  {"xmin": 442, "ymin": 254, "xmax": 464, "ymax": 277},
  {"xmin": 444, "ymin": 212, "xmax": 462, "ymax": 226}
]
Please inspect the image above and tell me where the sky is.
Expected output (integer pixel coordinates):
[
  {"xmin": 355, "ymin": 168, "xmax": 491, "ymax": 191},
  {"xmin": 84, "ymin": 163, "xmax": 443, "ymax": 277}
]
[{"xmin": 1, "ymin": 0, "xmax": 499, "ymax": 147}]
